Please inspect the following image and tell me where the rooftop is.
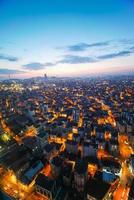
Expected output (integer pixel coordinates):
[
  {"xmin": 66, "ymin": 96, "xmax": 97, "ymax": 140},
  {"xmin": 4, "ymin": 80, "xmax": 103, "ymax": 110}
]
[
  {"xmin": 74, "ymin": 159, "xmax": 88, "ymax": 174},
  {"xmin": 35, "ymin": 173, "xmax": 55, "ymax": 191},
  {"xmin": 62, "ymin": 162, "xmax": 73, "ymax": 177},
  {"xmin": 86, "ymin": 178, "xmax": 110, "ymax": 200},
  {"xmin": 51, "ymin": 156, "xmax": 63, "ymax": 167}
]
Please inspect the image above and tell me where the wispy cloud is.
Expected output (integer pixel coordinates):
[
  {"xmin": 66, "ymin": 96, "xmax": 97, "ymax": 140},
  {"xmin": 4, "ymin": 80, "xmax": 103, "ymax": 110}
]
[
  {"xmin": 23, "ymin": 62, "xmax": 55, "ymax": 70},
  {"xmin": 129, "ymin": 46, "xmax": 134, "ymax": 51},
  {"xmin": 118, "ymin": 38, "xmax": 134, "ymax": 45},
  {"xmin": 67, "ymin": 43, "xmax": 90, "ymax": 51},
  {"xmin": 0, "ymin": 68, "xmax": 25, "ymax": 74},
  {"xmin": 56, "ymin": 49, "xmax": 134, "ymax": 65},
  {"xmin": 56, "ymin": 39, "xmax": 134, "ymax": 64},
  {"xmin": 66, "ymin": 41, "xmax": 110, "ymax": 51},
  {"xmin": 98, "ymin": 50, "xmax": 132, "ymax": 60},
  {"xmin": 43, "ymin": 62, "xmax": 55, "ymax": 67},
  {"xmin": 57, "ymin": 55, "xmax": 96, "ymax": 64},
  {"xmin": 63, "ymin": 38, "xmax": 134, "ymax": 52},
  {"xmin": 0, "ymin": 54, "xmax": 18, "ymax": 62},
  {"xmin": 21, "ymin": 38, "xmax": 134, "ymax": 69},
  {"xmin": 23, "ymin": 62, "xmax": 45, "ymax": 70}
]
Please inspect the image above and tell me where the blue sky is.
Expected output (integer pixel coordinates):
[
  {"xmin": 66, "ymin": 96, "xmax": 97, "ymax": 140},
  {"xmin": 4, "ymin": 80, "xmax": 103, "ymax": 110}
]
[{"xmin": 0, "ymin": 0, "xmax": 134, "ymax": 78}]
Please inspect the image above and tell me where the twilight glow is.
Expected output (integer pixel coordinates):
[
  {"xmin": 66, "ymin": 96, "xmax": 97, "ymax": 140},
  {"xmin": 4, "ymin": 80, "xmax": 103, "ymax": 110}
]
[{"xmin": 0, "ymin": 0, "xmax": 134, "ymax": 79}]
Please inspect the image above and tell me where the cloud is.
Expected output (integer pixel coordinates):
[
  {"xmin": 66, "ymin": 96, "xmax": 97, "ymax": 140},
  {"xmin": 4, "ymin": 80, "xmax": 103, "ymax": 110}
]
[
  {"xmin": 98, "ymin": 50, "xmax": 132, "ymax": 60},
  {"xmin": 67, "ymin": 43, "xmax": 91, "ymax": 51},
  {"xmin": 62, "ymin": 38, "xmax": 134, "ymax": 52},
  {"xmin": 119, "ymin": 38, "xmax": 134, "ymax": 45},
  {"xmin": 56, "ymin": 49, "xmax": 134, "ymax": 65},
  {"xmin": 0, "ymin": 68, "xmax": 25, "ymax": 74},
  {"xmin": 23, "ymin": 62, "xmax": 55, "ymax": 70},
  {"xmin": 66, "ymin": 41, "xmax": 110, "ymax": 51},
  {"xmin": 57, "ymin": 55, "xmax": 96, "ymax": 64},
  {"xmin": 0, "ymin": 54, "xmax": 18, "ymax": 62},
  {"xmin": 43, "ymin": 62, "xmax": 55, "ymax": 67},
  {"xmin": 129, "ymin": 46, "xmax": 134, "ymax": 51},
  {"xmin": 23, "ymin": 62, "xmax": 45, "ymax": 70},
  {"xmin": 22, "ymin": 39, "xmax": 134, "ymax": 69}
]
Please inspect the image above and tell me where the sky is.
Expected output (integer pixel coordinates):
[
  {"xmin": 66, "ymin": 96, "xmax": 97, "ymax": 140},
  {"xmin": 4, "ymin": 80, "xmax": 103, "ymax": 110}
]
[{"xmin": 0, "ymin": 0, "xmax": 134, "ymax": 79}]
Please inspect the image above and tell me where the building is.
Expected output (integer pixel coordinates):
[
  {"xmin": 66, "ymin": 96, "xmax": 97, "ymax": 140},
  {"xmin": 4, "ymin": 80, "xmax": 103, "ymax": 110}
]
[
  {"xmin": 35, "ymin": 173, "xmax": 58, "ymax": 200},
  {"xmin": 9, "ymin": 153, "xmax": 30, "ymax": 177},
  {"xmin": 82, "ymin": 142, "xmax": 97, "ymax": 157},
  {"xmin": 21, "ymin": 160, "xmax": 44, "ymax": 185},
  {"xmin": 51, "ymin": 156, "xmax": 63, "ymax": 178},
  {"xmin": 1, "ymin": 145, "xmax": 29, "ymax": 171},
  {"xmin": 101, "ymin": 159, "xmax": 121, "ymax": 183},
  {"xmin": 37, "ymin": 128, "xmax": 48, "ymax": 147},
  {"xmin": 102, "ymin": 171, "xmax": 118, "ymax": 183},
  {"xmin": 62, "ymin": 161, "xmax": 73, "ymax": 186},
  {"xmin": 43, "ymin": 143, "xmax": 57, "ymax": 160},
  {"xmin": 110, "ymin": 140, "xmax": 119, "ymax": 156},
  {"xmin": 66, "ymin": 140, "xmax": 78, "ymax": 155},
  {"xmin": 74, "ymin": 159, "xmax": 88, "ymax": 192},
  {"xmin": 86, "ymin": 178, "xmax": 111, "ymax": 200},
  {"xmin": 22, "ymin": 136, "xmax": 43, "ymax": 158},
  {"xmin": 73, "ymin": 134, "xmax": 80, "ymax": 143}
]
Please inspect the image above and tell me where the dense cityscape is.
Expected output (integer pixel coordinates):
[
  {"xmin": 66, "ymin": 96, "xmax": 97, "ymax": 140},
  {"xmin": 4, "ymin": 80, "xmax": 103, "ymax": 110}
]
[
  {"xmin": 0, "ymin": 75, "xmax": 133, "ymax": 200},
  {"xmin": 0, "ymin": 0, "xmax": 134, "ymax": 199}
]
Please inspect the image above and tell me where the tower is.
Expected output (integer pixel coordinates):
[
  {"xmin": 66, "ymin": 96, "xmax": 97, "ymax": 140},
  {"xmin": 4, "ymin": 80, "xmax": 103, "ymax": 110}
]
[{"xmin": 44, "ymin": 73, "xmax": 47, "ymax": 79}]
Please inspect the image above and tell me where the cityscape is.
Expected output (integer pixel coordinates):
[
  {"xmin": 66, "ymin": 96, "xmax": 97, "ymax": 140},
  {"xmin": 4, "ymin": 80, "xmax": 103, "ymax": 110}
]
[
  {"xmin": 0, "ymin": 0, "xmax": 134, "ymax": 200},
  {"xmin": 0, "ymin": 75, "xmax": 134, "ymax": 200}
]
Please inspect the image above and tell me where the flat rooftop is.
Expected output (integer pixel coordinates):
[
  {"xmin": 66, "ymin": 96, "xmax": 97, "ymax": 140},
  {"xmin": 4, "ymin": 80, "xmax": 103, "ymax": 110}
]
[
  {"xmin": 74, "ymin": 159, "xmax": 88, "ymax": 174},
  {"xmin": 86, "ymin": 178, "xmax": 110, "ymax": 200},
  {"xmin": 35, "ymin": 173, "xmax": 55, "ymax": 192}
]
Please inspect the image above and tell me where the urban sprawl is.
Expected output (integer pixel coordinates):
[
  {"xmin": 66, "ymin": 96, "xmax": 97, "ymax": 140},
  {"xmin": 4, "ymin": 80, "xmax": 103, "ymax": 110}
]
[{"xmin": 0, "ymin": 75, "xmax": 134, "ymax": 200}]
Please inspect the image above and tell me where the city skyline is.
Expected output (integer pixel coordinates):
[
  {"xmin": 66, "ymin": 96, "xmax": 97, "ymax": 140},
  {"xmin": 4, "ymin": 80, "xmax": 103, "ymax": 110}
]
[{"xmin": 0, "ymin": 0, "xmax": 134, "ymax": 79}]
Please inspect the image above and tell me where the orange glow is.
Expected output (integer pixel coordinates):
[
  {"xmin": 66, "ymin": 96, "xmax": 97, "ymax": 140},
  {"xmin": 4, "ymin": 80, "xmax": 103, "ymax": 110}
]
[
  {"xmin": 88, "ymin": 164, "xmax": 97, "ymax": 177},
  {"xmin": 41, "ymin": 164, "xmax": 51, "ymax": 177},
  {"xmin": 91, "ymin": 129, "xmax": 96, "ymax": 136},
  {"xmin": 120, "ymin": 144, "xmax": 133, "ymax": 159},
  {"xmin": 0, "ymin": 170, "xmax": 34, "ymax": 199},
  {"xmin": 104, "ymin": 131, "xmax": 111, "ymax": 141},
  {"xmin": 114, "ymin": 185, "xmax": 130, "ymax": 200},
  {"xmin": 118, "ymin": 135, "xmax": 128, "ymax": 143},
  {"xmin": 68, "ymin": 133, "xmax": 73, "ymax": 140},
  {"xmin": 97, "ymin": 148, "xmax": 109, "ymax": 159},
  {"xmin": 98, "ymin": 115, "xmax": 116, "ymax": 127},
  {"xmin": 72, "ymin": 128, "xmax": 78, "ymax": 134},
  {"xmin": 118, "ymin": 134, "xmax": 133, "ymax": 159},
  {"xmin": 27, "ymin": 192, "xmax": 49, "ymax": 200},
  {"xmin": 78, "ymin": 113, "xmax": 83, "ymax": 127},
  {"xmin": 10, "ymin": 174, "xmax": 17, "ymax": 183},
  {"xmin": 25, "ymin": 126, "xmax": 37, "ymax": 137},
  {"xmin": 0, "ymin": 118, "xmax": 14, "ymax": 137},
  {"xmin": 14, "ymin": 135, "xmax": 22, "ymax": 144}
]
